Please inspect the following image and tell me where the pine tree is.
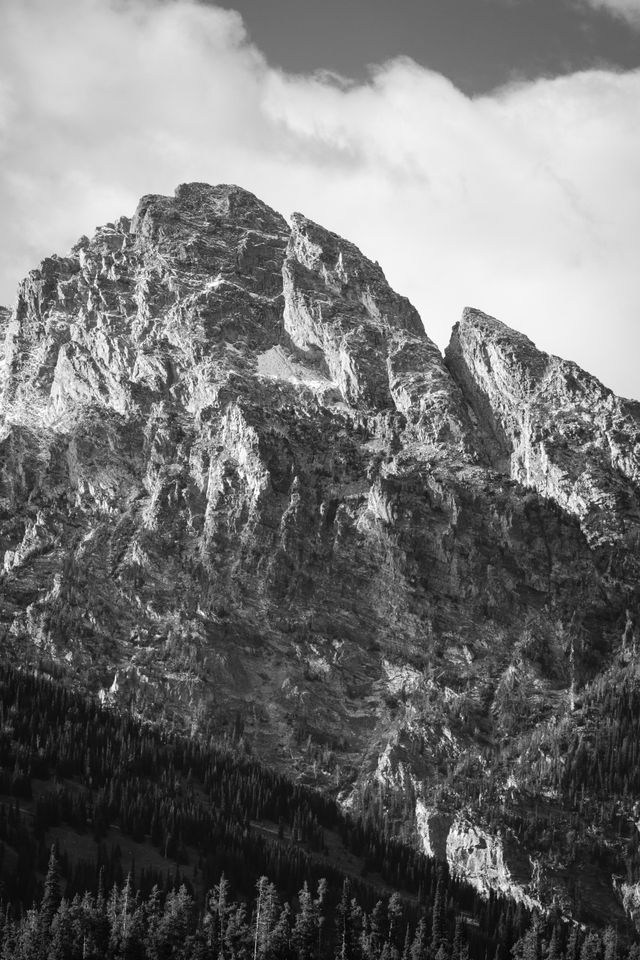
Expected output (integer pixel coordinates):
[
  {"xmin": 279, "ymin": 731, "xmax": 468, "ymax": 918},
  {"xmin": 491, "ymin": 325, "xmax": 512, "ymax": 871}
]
[
  {"xmin": 410, "ymin": 915, "xmax": 428, "ymax": 960},
  {"xmin": 335, "ymin": 879, "xmax": 361, "ymax": 960},
  {"xmin": 254, "ymin": 876, "xmax": 269, "ymax": 960},
  {"xmin": 207, "ymin": 873, "xmax": 231, "ymax": 957},
  {"xmin": 367, "ymin": 901, "xmax": 386, "ymax": 959},
  {"xmin": 292, "ymin": 882, "xmax": 317, "ymax": 960},
  {"xmin": 401, "ymin": 926, "xmax": 412, "ymax": 960},
  {"xmin": 431, "ymin": 870, "xmax": 446, "ymax": 953},
  {"xmin": 107, "ymin": 883, "xmax": 121, "ymax": 954},
  {"xmin": 380, "ymin": 941, "xmax": 399, "ymax": 960},
  {"xmin": 0, "ymin": 913, "xmax": 18, "ymax": 960},
  {"xmin": 253, "ymin": 877, "xmax": 280, "ymax": 960},
  {"xmin": 566, "ymin": 926, "xmax": 582, "ymax": 960},
  {"xmin": 224, "ymin": 902, "xmax": 250, "ymax": 959},
  {"xmin": 47, "ymin": 898, "xmax": 72, "ymax": 960},
  {"xmin": 546, "ymin": 926, "xmax": 561, "ymax": 960},
  {"xmin": 120, "ymin": 872, "xmax": 133, "ymax": 946},
  {"xmin": 580, "ymin": 932, "xmax": 603, "ymax": 960},
  {"xmin": 144, "ymin": 885, "xmax": 163, "ymax": 960},
  {"xmin": 156, "ymin": 884, "xmax": 193, "ymax": 960},
  {"xmin": 513, "ymin": 921, "xmax": 541, "ymax": 960},
  {"xmin": 602, "ymin": 926, "xmax": 617, "ymax": 960},
  {"xmin": 41, "ymin": 844, "xmax": 62, "ymax": 931},
  {"xmin": 315, "ymin": 878, "xmax": 328, "ymax": 958},
  {"xmin": 388, "ymin": 893, "xmax": 402, "ymax": 952},
  {"xmin": 14, "ymin": 908, "xmax": 42, "ymax": 960},
  {"xmin": 270, "ymin": 902, "xmax": 292, "ymax": 960},
  {"xmin": 38, "ymin": 844, "xmax": 62, "ymax": 959},
  {"xmin": 121, "ymin": 899, "xmax": 148, "ymax": 960},
  {"xmin": 451, "ymin": 917, "xmax": 465, "ymax": 960}
]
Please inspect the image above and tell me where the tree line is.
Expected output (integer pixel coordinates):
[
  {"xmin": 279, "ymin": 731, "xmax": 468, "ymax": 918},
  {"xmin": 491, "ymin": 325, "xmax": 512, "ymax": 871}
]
[
  {"xmin": 1, "ymin": 843, "xmax": 638, "ymax": 960},
  {"xmin": 0, "ymin": 664, "xmax": 639, "ymax": 958}
]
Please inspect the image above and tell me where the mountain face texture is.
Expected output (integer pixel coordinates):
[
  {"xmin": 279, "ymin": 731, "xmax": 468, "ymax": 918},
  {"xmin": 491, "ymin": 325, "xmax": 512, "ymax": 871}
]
[{"xmin": 1, "ymin": 183, "xmax": 640, "ymax": 924}]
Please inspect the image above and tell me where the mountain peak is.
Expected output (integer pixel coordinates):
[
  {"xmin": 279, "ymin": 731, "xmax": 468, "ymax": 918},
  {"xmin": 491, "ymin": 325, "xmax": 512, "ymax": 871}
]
[
  {"xmin": 454, "ymin": 306, "xmax": 549, "ymax": 381},
  {"xmin": 447, "ymin": 304, "xmax": 640, "ymax": 548},
  {"xmin": 134, "ymin": 181, "xmax": 287, "ymax": 226},
  {"xmin": 1, "ymin": 183, "xmax": 639, "ymax": 924}
]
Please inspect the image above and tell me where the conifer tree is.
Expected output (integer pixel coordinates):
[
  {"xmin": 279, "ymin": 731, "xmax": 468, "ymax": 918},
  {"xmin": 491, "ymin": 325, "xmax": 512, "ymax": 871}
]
[
  {"xmin": 546, "ymin": 926, "xmax": 561, "ymax": 960},
  {"xmin": 41, "ymin": 844, "xmax": 62, "ymax": 932},
  {"xmin": 0, "ymin": 914, "xmax": 17, "ymax": 960},
  {"xmin": 451, "ymin": 917, "xmax": 465, "ymax": 960},
  {"xmin": 566, "ymin": 926, "xmax": 582, "ymax": 960},
  {"xmin": 144, "ymin": 885, "xmax": 163, "ymax": 960},
  {"xmin": 208, "ymin": 873, "xmax": 231, "ymax": 957},
  {"xmin": 602, "ymin": 926, "xmax": 618, "ymax": 960},
  {"xmin": 156, "ymin": 884, "xmax": 193, "ymax": 960},
  {"xmin": 269, "ymin": 902, "xmax": 292, "ymax": 960},
  {"xmin": 315, "ymin": 877, "xmax": 328, "ymax": 958},
  {"xmin": 431, "ymin": 869, "xmax": 446, "ymax": 954},
  {"xmin": 253, "ymin": 876, "xmax": 280, "ymax": 959},
  {"xmin": 379, "ymin": 940, "xmax": 399, "ymax": 960},
  {"xmin": 401, "ymin": 926, "xmax": 412, "ymax": 960},
  {"xmin": 224, "ymin": 901, "xmax": 250, "ymax": 959},
  {"xmin": 15, "ymin": 909, "xmax": 40, "ymax": 960},
  {"xmin": 107, "ymin": 883, "xmax": 121, "ymax": 954},
  {"xmin": 47, "ymin": 898, "xmax": 73, "ymax": 960},
  {"xmin": 513, "ymin": 920, "xmax": 541, "ymax": 960},
  {"xmin": 580, "ymin": 932, "xmax": 603, "ymax": 960},
  {"xmin": 367, "ymin": 901, "xmax": 386, "ymax": 959},
  {"xmin": 292, "ymin": 881, "xmax": 317, "ymax": 960},
  {"xmin": 335, "ymin": 879, "xmax": 361, "ymax": 960},
  {"xmin": 410, "ymin": 915, "xmax": 428, "ymax": 960},
  {"xmin": 388, "ymin": 893, "xmax": 402, "ymax": 952}
]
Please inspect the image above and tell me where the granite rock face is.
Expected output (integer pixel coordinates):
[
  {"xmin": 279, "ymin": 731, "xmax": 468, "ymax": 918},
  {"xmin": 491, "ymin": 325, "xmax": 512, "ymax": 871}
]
[
  {"xmin": 1, "ymin": 183, "xmax": 639, "ymax": 919},
  {"xmin": 446, "ymin": 308, "xmax": 640, "ymax": 554}
]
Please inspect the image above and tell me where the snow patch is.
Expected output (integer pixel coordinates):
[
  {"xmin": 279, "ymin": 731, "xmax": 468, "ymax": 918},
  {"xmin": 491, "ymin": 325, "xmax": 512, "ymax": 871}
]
[{"xmin": 256, "ymin": 346, "xmax": 335, "ymax": 392}]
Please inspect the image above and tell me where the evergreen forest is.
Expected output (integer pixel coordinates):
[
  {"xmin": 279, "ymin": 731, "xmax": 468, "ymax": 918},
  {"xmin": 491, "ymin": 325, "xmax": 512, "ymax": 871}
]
[{"xmin": 0, "ymin": 663, "xmax": 638, "ymax": 960}]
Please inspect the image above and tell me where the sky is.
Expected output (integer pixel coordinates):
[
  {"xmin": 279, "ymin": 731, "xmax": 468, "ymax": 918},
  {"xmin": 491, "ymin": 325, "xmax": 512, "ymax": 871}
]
[{"xmin": 0, "ymin": 0, "xmax": 639, "ymax": 399}]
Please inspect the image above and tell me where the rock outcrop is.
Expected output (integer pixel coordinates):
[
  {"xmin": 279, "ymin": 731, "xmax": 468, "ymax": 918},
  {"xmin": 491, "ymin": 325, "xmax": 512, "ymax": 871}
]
[
  {"xmin": 446, "ymin": 308, "xmax": 640, "ymax": 554},
  {"xmin": 445, "ymin": 817, "xmax": 538, "ymax": 908},
  {"xmin": 1, "ymin": 183, "xmax": 639, "ymax": 921}
]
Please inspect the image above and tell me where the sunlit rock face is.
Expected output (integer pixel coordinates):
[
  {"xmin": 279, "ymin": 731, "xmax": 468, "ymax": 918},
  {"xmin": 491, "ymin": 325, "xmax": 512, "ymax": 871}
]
[
  {"xmin": 446, "ymin": 308, "xmax": 640, "ymax": 555},
  {"xmin": 1, "ymin": 183, "xmax": 639, "ymax": 920},
  {"xmin": 445, "ymin": 817, "xmax": 539, "ymax": 909}
]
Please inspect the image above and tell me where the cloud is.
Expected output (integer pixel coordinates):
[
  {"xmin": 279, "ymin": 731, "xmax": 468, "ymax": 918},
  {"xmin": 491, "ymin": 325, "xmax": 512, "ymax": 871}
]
[
  {"xmin": 581, "ymin": 0, "xmax": 640, "ymax": 27},
  {"xmin": 1, "ymin": 0, "xmax": 639, "ymax": 399}
]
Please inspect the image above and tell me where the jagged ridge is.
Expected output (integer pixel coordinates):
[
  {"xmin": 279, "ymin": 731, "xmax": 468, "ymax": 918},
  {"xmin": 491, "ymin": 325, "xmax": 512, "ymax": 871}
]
[{"xmin": 0, "ymin": 183, "xmax": 639, "ymax": 923}]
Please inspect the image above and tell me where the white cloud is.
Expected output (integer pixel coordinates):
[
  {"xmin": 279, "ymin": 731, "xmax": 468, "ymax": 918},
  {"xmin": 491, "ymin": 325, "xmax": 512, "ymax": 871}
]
[
  {"xmin": 1, "ymin": 0, "xmax": 639, "ymax": 398},
  {"xmin": 582, "ymin": 0, "xmax": 640, "ymax": 27}
]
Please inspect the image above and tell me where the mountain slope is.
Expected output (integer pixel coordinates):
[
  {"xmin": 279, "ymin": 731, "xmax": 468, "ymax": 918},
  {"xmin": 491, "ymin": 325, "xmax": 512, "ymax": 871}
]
[{"xmin": 0, "ymin": 183, "xmax": 638, "ymax": 922}]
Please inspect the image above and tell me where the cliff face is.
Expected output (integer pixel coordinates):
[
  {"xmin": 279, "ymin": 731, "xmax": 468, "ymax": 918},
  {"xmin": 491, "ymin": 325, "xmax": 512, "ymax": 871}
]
[
  {"xmin": 1, "ymin": 183, "xmax": 638, "ymax": 922},
  {"xmin": 446, "ymin": 308, "xmax": 640, "ymax": 556}
]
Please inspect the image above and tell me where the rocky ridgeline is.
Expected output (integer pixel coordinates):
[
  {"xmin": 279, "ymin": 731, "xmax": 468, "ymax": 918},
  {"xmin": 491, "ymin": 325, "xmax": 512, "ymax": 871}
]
[
  {"xmin": 1, "ymin": 183, "xmax": 638, "ymax": 922},
  {"xmin": 447, "ymin": 309, "xmax": 640, "ymax": 552}
]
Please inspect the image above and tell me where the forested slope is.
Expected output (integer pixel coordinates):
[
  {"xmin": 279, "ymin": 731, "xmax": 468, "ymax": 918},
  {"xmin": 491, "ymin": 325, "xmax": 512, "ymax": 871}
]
[{"xmin": 0, "ymin": 665, "xmax": 633, "ymax": 959}]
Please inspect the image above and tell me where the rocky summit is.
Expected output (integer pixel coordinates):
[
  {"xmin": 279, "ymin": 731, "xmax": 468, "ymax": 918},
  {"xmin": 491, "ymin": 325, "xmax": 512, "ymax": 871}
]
[{"xmin": 1, "ymin": 182, "xmax": 639, "ymax": 924}]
